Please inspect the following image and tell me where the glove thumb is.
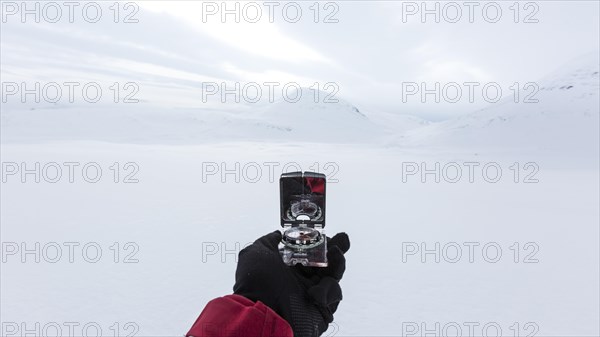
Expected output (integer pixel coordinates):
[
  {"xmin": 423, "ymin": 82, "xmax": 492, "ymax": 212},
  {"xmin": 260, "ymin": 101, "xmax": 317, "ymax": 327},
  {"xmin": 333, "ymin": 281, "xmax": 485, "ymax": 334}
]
[{"xmin": 254, "ymin": 230, "xmax": 282, "ymax": 252}]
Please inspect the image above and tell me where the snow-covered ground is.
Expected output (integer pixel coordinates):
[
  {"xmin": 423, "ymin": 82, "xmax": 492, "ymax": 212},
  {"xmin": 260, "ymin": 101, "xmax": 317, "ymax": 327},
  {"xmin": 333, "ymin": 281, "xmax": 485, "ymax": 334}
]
[{"xmin": 1, "ymin": 141, "xmax": 598, "ymax": 336}]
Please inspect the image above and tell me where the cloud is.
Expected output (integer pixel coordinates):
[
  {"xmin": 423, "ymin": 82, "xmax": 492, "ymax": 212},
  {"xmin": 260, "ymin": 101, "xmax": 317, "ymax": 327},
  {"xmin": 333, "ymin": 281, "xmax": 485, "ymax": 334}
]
[{"xmin": 139, "ymin": 1, "xmax": 331, "ymax": 64}]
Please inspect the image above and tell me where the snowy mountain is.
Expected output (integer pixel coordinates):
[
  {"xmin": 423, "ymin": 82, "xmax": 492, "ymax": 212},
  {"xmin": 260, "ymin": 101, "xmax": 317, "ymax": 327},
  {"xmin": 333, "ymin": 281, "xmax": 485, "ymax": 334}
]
[
  {"xmin": 0, "ymin": 89, "xmax": 386, "ymax": 144},
  {"xmin": 260, "ymin": 88, "xmax": 382, "ymax": 142},
  {"xmin": 402, "ymin": 53, "xmax": 600, "ymax": 156},
  {"xmin": 4, "ymin": 49, "xmax": 597, "ymax": 149}
]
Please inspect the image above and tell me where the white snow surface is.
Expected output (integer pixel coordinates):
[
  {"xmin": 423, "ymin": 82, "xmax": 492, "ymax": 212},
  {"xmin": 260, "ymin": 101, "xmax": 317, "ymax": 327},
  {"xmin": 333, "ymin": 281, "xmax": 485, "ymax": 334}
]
[{"xmin": 1, "ymin": 142, "xmax": 598, "ymax": 336}]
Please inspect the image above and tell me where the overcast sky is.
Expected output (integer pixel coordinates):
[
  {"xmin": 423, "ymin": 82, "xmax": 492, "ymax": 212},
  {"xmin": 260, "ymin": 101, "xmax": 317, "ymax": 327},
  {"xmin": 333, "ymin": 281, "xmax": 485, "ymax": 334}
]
[
  {"xmin": 139, "ymin": 1, "xmax": 600, "ymax": 119},
  {"xmin": 2, "ymin": 1, "xmax": 599, "ymax": 120}
]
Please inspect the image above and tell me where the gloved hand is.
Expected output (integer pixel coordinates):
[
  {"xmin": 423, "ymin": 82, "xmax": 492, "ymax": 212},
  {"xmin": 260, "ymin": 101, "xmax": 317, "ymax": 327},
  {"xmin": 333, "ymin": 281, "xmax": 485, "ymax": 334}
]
[{"xmin": 233, "ymin": 231, "xmax": 350, "ymax": 337}]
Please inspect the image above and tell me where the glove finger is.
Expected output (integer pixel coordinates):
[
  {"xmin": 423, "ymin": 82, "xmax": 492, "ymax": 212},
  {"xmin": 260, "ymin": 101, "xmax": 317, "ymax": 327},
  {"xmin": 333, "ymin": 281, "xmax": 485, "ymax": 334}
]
[
  {"xmin": 309, "ymin": 277, "xmax": 342, "ymax": 306},
  {"xmin": 307, "ymin": 276, "xmax": 343, "ymax": 322},
  {"xmin": 318, "ymin": 246, "xmax": 346, "ymax": 281},
  {"xmin": 327, "ymin": 232, "xmax": 350, "ymax": 254},
  {"xmin": 254, "ymin": 230, "xmax": 282, "ymax": 252}
]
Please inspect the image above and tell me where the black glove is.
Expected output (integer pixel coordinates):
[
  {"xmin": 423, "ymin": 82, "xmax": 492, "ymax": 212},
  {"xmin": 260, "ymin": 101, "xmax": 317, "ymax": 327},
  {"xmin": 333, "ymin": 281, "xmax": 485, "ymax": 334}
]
[{"xmin": 233, "ymin": 231, "xmax": 350, "ymax": 337}]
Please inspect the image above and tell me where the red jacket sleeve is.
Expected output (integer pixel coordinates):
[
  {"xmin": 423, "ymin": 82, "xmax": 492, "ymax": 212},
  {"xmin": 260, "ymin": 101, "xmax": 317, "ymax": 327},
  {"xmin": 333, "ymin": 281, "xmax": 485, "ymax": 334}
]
[{"xmin": 186, "ymin": 294, "xmax": 293, "ymax": 337}]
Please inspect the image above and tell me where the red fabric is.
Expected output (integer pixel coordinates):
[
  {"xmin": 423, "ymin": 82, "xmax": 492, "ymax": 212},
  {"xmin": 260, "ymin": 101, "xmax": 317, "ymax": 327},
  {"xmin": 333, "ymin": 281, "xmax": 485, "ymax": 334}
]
[{"xmin": 186, "ymin": 295, "xmax": 293, "ymax": 337}]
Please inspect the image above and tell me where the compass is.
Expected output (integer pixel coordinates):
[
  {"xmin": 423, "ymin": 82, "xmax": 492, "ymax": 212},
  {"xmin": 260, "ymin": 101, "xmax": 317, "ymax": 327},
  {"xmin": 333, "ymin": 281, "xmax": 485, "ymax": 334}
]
[{"xmin": 282, "ymin": 227, "xmax": 324, "ymax": 249}]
